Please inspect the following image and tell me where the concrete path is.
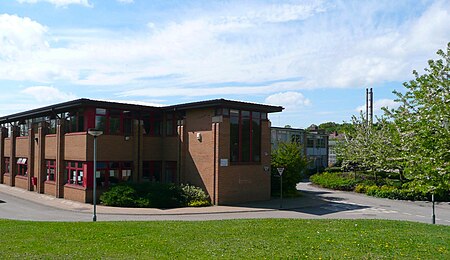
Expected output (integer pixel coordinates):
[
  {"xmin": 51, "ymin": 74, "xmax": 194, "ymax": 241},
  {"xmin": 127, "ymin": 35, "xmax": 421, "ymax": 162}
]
[{"xmin": 0, "ymin": 182, "xmax": 449, "ymax": 224}]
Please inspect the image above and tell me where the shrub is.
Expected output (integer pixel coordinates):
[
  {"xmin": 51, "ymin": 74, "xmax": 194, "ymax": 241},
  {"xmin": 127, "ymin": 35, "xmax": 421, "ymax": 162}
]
[
  {"xmin": 181, "ymin": 184, "xmax": 211, "ymax": 207},
  {"xmin": 271, "ymin": 142, "xmax": 308, "ymax": 196},
  {"xmin": 310, "ymin": 172, "xmax": 358, "ymax": 191},
  {"xmin": 100, "ymin": 183, "xmax": 211, "ymax": 208},
  {"xmin": 100, "ymin": 185, "xmax": 144, "ymax": 207}
]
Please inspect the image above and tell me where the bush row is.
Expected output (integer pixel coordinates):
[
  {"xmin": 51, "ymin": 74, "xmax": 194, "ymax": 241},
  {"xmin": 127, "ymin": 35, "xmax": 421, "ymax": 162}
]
[
  {"xmin": 310, "ymin": 172, "xmax": 449, "ymax": 201},
  {"xmin": 100, "ymin": 183, "xmax": 211, "ymax": 208}
]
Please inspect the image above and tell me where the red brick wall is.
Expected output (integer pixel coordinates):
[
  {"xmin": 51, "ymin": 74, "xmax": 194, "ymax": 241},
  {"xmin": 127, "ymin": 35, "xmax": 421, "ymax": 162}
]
[
  {"xmin": 182, "ymin": 109, "xmax": 215, "ymax": 195},
  {"xmin": 14, "ymin": 176, "xmax": 28, "ymax": 190},
  {"xmin": 215, "ymin": 118, "xmax": 272, "ymax": 204},
  {"xmin": 4, "ymin": 138, "xmax": 11, "ymax": 157},
  {"xmin": 15, "ymin": 137, "xmax": 28, "ymax": 157},
  {"xmin": 44, "ymin": 135, "xmax": 57, "ymax": 159}
]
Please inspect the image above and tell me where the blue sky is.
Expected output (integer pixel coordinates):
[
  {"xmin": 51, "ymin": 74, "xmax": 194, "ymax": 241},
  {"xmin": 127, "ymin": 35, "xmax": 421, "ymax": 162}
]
[{"xmin": 1, "ymin": 0, "xmax": 449, "ymax": 128}]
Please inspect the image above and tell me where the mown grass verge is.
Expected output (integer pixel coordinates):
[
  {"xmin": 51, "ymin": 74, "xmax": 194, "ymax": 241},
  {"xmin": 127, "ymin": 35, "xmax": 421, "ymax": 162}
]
[{"xmin": 0, "ymin": 219, "xmax": 448, "ymax": 259}]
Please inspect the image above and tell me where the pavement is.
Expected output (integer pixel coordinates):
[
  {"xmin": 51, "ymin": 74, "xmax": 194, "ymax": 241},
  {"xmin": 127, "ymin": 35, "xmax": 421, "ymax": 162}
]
[
  {"xmin": 1, "ymin": 182, "xmax": 449, "ymax": 224},
  {"xmin": 0, "ymin": 183, "xmax": 323, "ymax": 216}
]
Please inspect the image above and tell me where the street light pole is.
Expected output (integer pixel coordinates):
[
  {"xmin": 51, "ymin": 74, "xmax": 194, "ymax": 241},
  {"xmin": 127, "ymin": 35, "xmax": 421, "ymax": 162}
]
[{"xmin": 88, "ymin": 129, "xmax": 103, "ymax": 222}]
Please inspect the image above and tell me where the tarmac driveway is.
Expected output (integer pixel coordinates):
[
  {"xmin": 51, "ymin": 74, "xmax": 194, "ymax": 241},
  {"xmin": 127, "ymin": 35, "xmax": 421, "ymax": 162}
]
[{"xmin": 0, "ymin": 182, "xmax": 449, "ymax": 224}]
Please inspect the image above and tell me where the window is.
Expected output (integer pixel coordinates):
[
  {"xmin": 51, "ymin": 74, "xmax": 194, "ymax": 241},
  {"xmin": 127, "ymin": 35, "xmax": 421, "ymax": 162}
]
[
  {"xmin": 95, "ymin": 161, "xmax": 132, "ymax": 187},
  {"xmin": 307, "ymin": 139, "xmax": 314, "ymax": 148},
  {"xmin": 230, "ymin": 109, "xmax": 262, "ymax": 163},
  {"xmin": 66, "ymin": 161, "xmax": 84, "ymax": 186},
  {"xmin": 95, "ymin": 108, "xmax": 128, "ymax": 135},
  {"xmin": 66, "ymin": 110, "xmax": 85, "ymax": 133},
  {"xmin": 123, "ymin": 111, "xmax": 133, "ymax": 136},
  {"xmin": 4, "ymin": 157, "xmax": 10, "ymax": 173},
  {"xmin": 46, "ymin": 160, "xmax": 56, "ymax": 181},
  {"xmin": 16, "ymin": 158, "xmax": 28, "ymax": 176},
  {"xmin": 19, "ymin": 121, "xmax": 30, "ymax": 136},
  {"xmin": 95, "ymin": 108, "xmax": 107, "ymax": 132},
  {"xmin": 165, "ymin": 113, "xmax": 177, "ymax": 136},
  {"xmin": 143, "ymin": 112, "xmax": 162, "ymax": 136},
  {"xmin": 165, "ymin": 161, "xmax": 177, "ymax": 183},
  {"xmin": 109, "ymin": 110, "xmax": 122, "ymax": 134},
  {"xmin": 317, "ymin": 138, "xmax": 326, "ymax": 148},
  {"xmin": 143, "ymin": 161, "xmax": 162, "ymax": 182}
]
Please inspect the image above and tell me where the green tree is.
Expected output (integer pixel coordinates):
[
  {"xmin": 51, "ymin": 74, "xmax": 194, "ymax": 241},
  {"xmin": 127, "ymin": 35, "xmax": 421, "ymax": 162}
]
[
  {"xmin": 384, "ymin": 42, "xmax": 450, "ymax": 196},
  {"xmin": 271, "ymin": 142, "xmax": 308, "ymax": 196}
]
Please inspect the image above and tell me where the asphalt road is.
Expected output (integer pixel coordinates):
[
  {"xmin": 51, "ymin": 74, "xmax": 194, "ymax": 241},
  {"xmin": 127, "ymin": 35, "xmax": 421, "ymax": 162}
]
[{"xmin": 0, "ymin": 182, "xmax": 449, "ymax": 224}]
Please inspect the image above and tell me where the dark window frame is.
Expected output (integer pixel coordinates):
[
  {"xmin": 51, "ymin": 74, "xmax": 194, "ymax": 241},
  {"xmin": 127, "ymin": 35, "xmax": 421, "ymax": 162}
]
[
  {"xmin": 46, "ymin": 160, "xmax": 56, "ymax": 182},
  {"xmin": 230, "ymin": 109, "xmax": 262, "ymax": 164}
]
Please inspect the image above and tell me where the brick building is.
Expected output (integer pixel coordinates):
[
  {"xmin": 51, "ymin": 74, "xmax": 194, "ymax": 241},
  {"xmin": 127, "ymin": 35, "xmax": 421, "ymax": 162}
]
[{"xmin": 0, "ymin": 99, "xmax": 282, "ymax": 205}]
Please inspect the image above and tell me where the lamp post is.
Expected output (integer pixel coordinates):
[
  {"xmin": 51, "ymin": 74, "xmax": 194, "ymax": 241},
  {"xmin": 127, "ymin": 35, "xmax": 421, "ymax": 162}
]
[{"xmin": 88, "ymin": 129, "xmax": 103, "ymax": 222}]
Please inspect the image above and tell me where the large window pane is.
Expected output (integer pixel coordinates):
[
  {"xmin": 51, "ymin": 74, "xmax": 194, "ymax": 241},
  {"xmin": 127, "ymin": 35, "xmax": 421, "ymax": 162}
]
[
  {"xmin": 252, "ymin": 117, "xmax": 261, "ymax": 162},
  {"xmin": 230, "ymin": 110, "xmax": 240, "ymax": 162},
  {"xmin": 241, "ymin": 111, "xmax": 250, "ymax": 162},
  {"xmin": 95, "ymin": 116, "xmax": 106, "ymax": 131}
]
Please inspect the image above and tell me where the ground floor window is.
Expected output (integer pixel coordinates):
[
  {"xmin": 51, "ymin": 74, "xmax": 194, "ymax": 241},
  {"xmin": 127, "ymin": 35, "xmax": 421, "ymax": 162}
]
[
  {"xmin": 46, "ymin": 160, "xmax": 56, "ymax": 181},
  {"xmin": 143, "ymin": 161, "xmax": 162, "ymax": 182},
  {"xmin": 96, "ymin": 161, "xmax": 133, "ymax": 187},
  {"xmin": 165, "ymin": 161, "xmax": 177, "ymax": 183},
  {"xmin": 4, "ymin": 157, "xmax": 10, "ymax": 173},
  {"xmin": 66, "ymin": 161, "xmax": 84, "ymax": 186},
  {"xmin": 16, "ymin": 158, "xmax": 28, "ymax": 176}
]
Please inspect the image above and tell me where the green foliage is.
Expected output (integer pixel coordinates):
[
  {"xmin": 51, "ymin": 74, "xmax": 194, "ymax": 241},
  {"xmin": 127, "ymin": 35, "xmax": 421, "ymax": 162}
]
[
  {"xmin": 310, "ymin": 172, "xmax": 359, "ymax": 191},
  {"xmin": 180, "ymin": 184, "xmax": 211, "ymax": 207},
  {"xmin": 383, "ymin": 42, "xmax": 450, "ymax": 193},
  {"xmin": 337, "ymin": 42, "xmax": 450, "ymax": 195},
  {"xmin": 100, "ymin": 183, "xmax": 211, "ymax": 208},
  {"xmin": 318, "ymin": 122, "xmax": 353, "ymax": 134},
  {"xmin": 0, "ymin": 219, "xmax": 449, "ymax": 259},
  {"xmin": 271, "ymin": 142, "xmax": 308, "ymax": 195},
  {"xmin": 312, "ymin": 171, "xmax": 449, "ymax": 201}
]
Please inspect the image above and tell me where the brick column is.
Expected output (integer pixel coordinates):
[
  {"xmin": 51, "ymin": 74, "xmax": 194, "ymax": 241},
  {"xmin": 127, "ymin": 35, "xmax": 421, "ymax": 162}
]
[
  {"xmin": 176, "ymin": 119, "xmax": 185, "ymax": 184},
  {"xmin": 27, "ymin": 128, "xmax": 35, "ymax": 191},
  {"xmin": 9, "ymin": 126, "xmax": 19, "ymax": 187},
  {"xmin": 36, "ymin": 125, "xmax": 46, "ymax": 193},
  {"xmin": 132, "ymin": 119, "xmax": 143, "ymax": 183},
  {"xmin": 0, "ymin": 127, "xmax": 7, "ymax": 184},
  {"xmin": 55, "ymin": 120, "xmax": 65, "ymax": 198}
]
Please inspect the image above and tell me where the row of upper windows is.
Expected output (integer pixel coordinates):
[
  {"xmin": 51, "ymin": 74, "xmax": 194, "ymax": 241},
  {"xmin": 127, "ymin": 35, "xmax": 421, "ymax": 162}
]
[{"xmin": 0, "ymin": 108, "xmax": 179, "ymax": 137}]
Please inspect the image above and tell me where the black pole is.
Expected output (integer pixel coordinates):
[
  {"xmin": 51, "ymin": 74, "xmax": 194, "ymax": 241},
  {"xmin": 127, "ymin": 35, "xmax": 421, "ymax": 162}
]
[
  {"xmin": 432, "ymin": 193, "xmax": 435, "ymax": 224},
  {"xmin": 280, "ymin": 174, "xmax": 283, "ymax": 209}
]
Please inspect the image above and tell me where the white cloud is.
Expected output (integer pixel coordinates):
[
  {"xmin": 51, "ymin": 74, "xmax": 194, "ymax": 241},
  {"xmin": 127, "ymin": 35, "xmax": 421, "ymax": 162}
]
[
  {"xmin": 116, "ymin": 0, "xmax": 134, "ymax": 4},
  {"xmin": 356, "ymin": 99, "xmax": 399, "ymax": 113},
  {"xmin": 265, "ymin": 92, "xmax": 311, "ymax": 109},
  {"xmin": 16, "ymin": 0, "xmax": 92, "ymax": 7},
  {"xmin": 20, "ymin": 86, "xmax": 76, "ymax": 102},
  {"xmin": 2, "ymin": 0, "xmax": 450, "ymax": 99}
]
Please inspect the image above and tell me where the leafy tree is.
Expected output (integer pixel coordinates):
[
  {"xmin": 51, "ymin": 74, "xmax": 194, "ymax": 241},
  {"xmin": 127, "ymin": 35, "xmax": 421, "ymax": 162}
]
[
  {"xmin": 319, "ymin": 122, "xmax": 353, "ymax": 134},
  {"xmin": 384, "ymin": 42, "xmax": 450, "ymax": 196},
  {"xmin": 271, "ymin": 142, "xmax": 308, "ymax": 196}
]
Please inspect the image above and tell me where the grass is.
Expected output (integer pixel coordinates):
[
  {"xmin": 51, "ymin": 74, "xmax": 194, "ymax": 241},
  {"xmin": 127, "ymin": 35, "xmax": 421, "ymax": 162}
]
[{"xmin": 0, "ymin": 219, "xmax": 449, "ymax": 259}]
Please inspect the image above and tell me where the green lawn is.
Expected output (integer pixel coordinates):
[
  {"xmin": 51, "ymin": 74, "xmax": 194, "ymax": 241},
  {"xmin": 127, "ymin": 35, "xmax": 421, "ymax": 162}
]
[{"xmin": 0, "ymin": 219, "xmax": 449, "ymax": 259}]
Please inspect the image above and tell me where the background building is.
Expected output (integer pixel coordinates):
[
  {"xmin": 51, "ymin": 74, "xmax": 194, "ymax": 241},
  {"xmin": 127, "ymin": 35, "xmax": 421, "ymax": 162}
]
[
  {"xmin": 0, "ymin": 98, "xmax": 282, "ymax": 205},
  {"xmin": 271, "ymin": 125, "xmax": 328, "ymax": 173}
]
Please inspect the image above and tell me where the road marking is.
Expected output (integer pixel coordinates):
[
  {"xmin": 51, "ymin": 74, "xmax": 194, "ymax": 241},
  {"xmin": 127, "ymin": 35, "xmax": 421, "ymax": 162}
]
[
  {"xmin": 415, "ymin": 215, "xmax": 426, "ymax": 218},
  {"xmin": 403, "ymin": 213, "xmax": 412, "ymax": 216}
]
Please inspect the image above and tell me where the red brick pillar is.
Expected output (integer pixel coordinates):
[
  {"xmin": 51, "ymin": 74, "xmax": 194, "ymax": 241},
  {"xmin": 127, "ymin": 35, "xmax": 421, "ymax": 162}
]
[
  {"xmin": 27, "ymin": 128, "xmax": 35, "ymax": 191},
  {"xmin": 0, "ymin": 127, "xmax": 7, "ymax": 184},
  {"xmin": 55, "ymin": 120, "xmax": 65, "ymax": 198},
  {"xmin": 176, "ymin": 119, "xmax": 185, "ymax": 184},
  {"xmin": 9, "ymin": 126, "xmax": 19, "ymax": 187},
  {"xmin": 132, "ymin": 119, "xmax": 143, "ymax": 183}
]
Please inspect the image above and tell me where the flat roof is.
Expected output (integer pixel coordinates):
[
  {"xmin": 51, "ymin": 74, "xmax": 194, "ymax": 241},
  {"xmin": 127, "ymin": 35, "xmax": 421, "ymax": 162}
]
[{"xmin": 0, "ymin": 98, "xmax": 283, "ymax": 124}]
